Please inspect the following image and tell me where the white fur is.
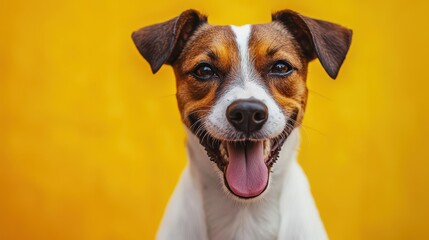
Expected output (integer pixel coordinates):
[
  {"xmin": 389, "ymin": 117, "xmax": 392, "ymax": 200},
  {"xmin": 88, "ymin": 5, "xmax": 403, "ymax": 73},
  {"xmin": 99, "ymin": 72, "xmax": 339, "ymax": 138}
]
[{"xmin": 156, "ymin": 25, "xmax": 328, "ymax": 239}]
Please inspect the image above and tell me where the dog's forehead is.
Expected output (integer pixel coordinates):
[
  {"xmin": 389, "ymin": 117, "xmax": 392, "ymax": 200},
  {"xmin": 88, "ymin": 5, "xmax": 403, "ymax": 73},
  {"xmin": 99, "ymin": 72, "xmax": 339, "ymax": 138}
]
[
  {"xmin": 180, "ymin": 22, "xmax": 303, "ymax": 70},
  {"xmin": 249, "ymin": 23, "xmax": 303, "ymax": 63},
  {"xmin": 190, "ymin": 22, "xmax": 296, "ymax": 45}
]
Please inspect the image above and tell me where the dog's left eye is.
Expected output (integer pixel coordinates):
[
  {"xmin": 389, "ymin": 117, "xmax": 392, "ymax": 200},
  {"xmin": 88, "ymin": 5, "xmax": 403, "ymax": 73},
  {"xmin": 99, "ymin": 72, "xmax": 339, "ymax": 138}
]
[
  {"xmin": 269, "ymin": 60, "xmax": 294, "ymax": 76},
  {"xmin": 192, "ymin": 63, "xmax": 217, "ymax": 80}
]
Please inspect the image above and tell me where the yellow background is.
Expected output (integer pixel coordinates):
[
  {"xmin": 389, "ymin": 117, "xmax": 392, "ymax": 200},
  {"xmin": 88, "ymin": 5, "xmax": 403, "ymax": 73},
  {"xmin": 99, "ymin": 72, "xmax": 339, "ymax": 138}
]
[{"xmin": 1, "ymin": 0, "xmax": 428, "ymax": 239}]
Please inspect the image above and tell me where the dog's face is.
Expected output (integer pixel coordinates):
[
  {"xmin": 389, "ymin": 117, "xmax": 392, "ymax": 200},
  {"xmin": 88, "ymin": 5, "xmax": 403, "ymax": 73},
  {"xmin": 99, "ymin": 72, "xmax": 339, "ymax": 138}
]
[{"xmin": 132, "ymin": 9, "xmax": 352, "ymax": 199}]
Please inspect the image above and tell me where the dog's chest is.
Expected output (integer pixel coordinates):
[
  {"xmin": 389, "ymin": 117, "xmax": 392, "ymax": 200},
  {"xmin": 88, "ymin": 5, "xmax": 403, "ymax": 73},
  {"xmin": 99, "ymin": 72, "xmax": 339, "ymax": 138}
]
[{"xmin": 203, "ymin": 189, "xmax": 281, "ymax": 240}]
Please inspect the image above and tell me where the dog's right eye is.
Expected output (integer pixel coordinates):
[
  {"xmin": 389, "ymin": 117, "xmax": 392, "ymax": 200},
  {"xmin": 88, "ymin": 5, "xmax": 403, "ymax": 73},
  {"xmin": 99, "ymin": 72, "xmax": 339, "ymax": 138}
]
[{"xmin": 192, "ymin": 63, "xmax": 217, "ymax": 80}]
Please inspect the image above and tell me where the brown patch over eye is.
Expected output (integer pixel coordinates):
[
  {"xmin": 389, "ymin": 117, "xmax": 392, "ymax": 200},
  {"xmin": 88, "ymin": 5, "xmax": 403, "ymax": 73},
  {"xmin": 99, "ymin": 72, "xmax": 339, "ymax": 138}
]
[
  {"xmin": 249, "ymin": 23, "xmax": 309, "ymax": 126},
  {"xmin": 173, "ymin": 25, "xmax": 239, "ymax": 127}
]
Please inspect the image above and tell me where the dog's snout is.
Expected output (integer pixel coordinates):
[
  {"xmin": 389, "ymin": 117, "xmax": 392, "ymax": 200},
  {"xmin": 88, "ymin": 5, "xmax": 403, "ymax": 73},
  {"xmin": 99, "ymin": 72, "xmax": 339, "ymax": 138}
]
[{"xmin": 226, "ymin": 99, "xmax": 268, "ymax": 134}]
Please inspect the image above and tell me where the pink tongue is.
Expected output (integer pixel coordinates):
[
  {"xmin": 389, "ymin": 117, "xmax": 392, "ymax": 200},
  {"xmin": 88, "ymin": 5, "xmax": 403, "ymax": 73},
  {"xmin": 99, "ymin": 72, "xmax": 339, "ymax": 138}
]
[{"xmin": 225, "ymin": 141, "xmax": 268, "ymax": 198}]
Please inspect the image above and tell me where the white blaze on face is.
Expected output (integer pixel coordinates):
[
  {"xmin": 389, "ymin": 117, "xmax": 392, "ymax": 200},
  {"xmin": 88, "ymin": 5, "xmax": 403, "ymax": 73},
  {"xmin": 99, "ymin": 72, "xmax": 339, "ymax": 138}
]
[{"xmin": 206, "ymin": 25, "xmax": 286, "ymax": 140}]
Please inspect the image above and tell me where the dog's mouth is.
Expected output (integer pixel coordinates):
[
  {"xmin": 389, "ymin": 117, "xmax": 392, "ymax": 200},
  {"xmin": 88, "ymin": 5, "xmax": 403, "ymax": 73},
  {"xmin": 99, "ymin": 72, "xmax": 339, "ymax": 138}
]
[{"xmin": 189, "ymin": 113, "xmax": 297, "ymax": 199}]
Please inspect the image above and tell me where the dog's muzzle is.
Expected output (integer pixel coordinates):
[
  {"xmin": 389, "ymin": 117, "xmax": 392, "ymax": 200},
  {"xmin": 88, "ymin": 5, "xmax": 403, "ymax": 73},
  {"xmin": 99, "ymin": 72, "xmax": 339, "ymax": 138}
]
[{"xmin": 189, "ymin": 99, "xmax": 296, "ymax": 199}]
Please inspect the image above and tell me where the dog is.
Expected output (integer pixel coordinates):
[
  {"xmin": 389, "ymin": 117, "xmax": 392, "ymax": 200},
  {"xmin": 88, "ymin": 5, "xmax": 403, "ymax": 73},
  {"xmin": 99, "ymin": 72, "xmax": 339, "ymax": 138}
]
[{"xmin": 132, "ymin": 9, "xmax": 352, "ymax": 240}]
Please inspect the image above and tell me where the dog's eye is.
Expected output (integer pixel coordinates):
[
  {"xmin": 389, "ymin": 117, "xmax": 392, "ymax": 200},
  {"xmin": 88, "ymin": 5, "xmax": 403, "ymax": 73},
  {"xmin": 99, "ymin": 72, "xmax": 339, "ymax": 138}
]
[
  {"xmin": 192, "ymin": 63, "xmax": 217, "ymax": 80},
  {"xmin": 269, "ymin": 61, "xmax": 294, "ymax": 76}
]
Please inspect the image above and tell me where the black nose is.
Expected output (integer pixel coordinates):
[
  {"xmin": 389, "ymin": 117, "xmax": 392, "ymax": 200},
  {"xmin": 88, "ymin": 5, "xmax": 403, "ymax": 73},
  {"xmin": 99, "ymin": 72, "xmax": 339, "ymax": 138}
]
[{"xmin": 226, "ymin": 99, "xmax": 268, "ymax": 135}]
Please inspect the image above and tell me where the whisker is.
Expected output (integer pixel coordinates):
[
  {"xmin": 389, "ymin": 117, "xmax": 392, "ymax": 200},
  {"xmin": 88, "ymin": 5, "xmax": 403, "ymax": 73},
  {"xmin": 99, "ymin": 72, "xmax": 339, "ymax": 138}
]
[
  {"xmin": 308, "ymin": 88, "xmax": 332, "ymax": 101},
  {"xmin": 301, "ymin": 124, "xmax": 325, "ymax": 136}
]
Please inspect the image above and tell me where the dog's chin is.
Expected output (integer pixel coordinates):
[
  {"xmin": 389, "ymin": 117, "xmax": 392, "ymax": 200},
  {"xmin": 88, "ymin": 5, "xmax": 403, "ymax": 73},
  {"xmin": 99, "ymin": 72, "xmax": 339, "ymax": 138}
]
[{"xmin": 193, "ymin": 128, "xmax": 292, "ymax": 200}]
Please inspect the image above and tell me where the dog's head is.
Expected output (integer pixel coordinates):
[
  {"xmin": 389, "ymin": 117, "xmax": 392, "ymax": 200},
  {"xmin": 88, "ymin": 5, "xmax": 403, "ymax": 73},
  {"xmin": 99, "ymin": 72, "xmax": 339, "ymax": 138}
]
[{"xmin": 132, "ymin": 9, "xmax": 352, "ymax": 199}]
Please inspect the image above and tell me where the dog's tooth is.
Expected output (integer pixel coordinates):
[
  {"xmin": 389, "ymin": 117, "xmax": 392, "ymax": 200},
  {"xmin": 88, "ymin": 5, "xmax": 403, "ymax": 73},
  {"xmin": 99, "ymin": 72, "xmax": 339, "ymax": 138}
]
[
  {"xmin": 264, "ymin": 140, "xmax": 271, "ymax": 159},
  {"xmin": 219, "ymin": 142, "xmax": 228, "ymax": 161}
]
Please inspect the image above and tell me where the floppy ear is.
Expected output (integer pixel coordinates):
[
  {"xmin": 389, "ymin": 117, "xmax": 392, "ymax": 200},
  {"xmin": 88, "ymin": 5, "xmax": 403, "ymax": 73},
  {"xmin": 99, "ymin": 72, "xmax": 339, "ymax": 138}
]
[
  {"xmin": 272, "ymin": 10, "xmax": 352, "ymax": 79},
  {"xmin": 132, "ymin": 9, "xmax": 207, "ymax": 73}
]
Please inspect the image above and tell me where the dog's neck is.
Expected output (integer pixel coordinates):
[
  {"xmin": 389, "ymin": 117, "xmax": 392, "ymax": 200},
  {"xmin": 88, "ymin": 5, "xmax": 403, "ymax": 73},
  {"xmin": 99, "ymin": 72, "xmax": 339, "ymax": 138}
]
[{"xmin": 184, "ymin": 127, "xmax": 301, "ymax": 239}]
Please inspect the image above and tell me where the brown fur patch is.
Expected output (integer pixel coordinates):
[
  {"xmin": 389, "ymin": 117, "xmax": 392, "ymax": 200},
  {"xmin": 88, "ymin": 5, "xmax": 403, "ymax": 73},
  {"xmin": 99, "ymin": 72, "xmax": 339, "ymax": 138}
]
[
  {"xmin": 172, "ymin": 25, "xmax": 240, "ymax": 127},
  {"xmin": 249, "ymin": 23, "xmax": 309, "ymax": 126}
]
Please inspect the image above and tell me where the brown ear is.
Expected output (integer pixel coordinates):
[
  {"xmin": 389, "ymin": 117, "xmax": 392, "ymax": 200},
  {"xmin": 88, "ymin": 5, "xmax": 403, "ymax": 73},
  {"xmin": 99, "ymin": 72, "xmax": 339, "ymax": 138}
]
[
  {"xmin": 132, "ymin": 9, "xmax": 207, "ymax": 73},
  {"xmin": 272, "ymin": 10, "xmax": 352, "ymax": 79}
]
